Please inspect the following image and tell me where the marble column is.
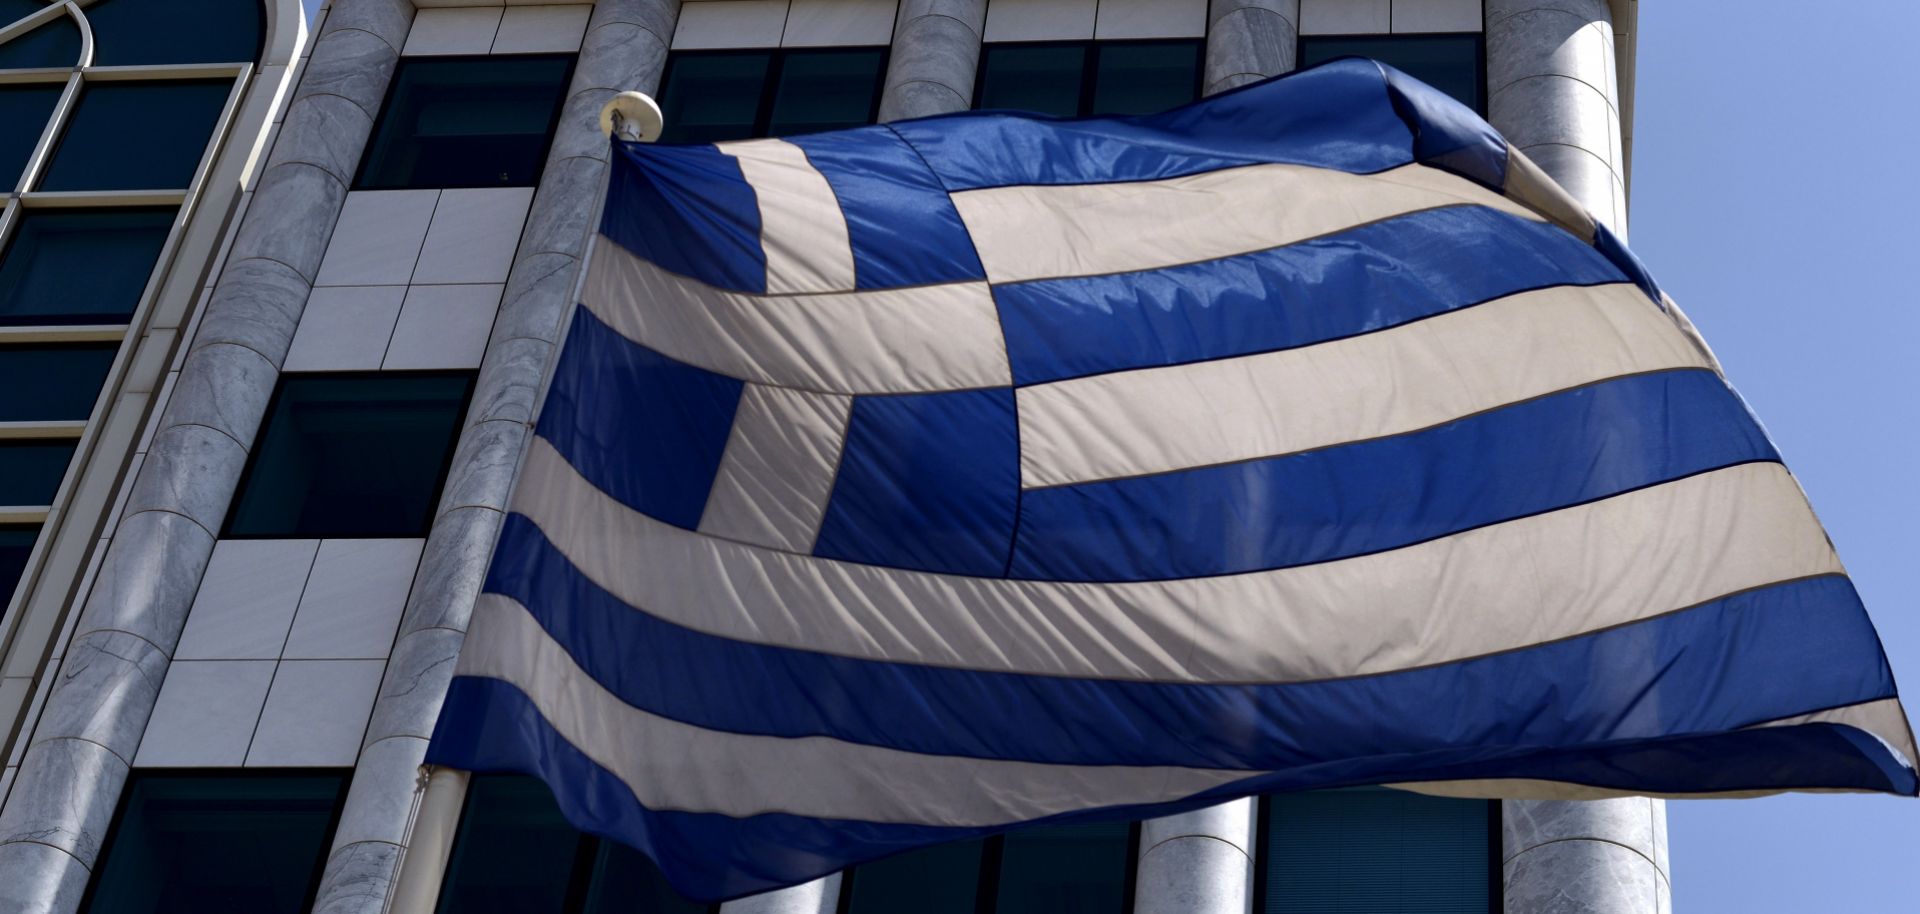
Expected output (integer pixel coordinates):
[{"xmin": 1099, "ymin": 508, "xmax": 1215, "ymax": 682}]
[
  {"xmin": 1133, "ymin": 799, "xmax": 1256, "ymax": 914},
  {"xmin": 721, "ymin": 874, "xmax": 842, "ymax": 914},
  {"xmin": 1203, "ymin": 0, "xmax": 1298, "ymax": 96},
  {"xmin": 1487, "ymin": 4, "xmax": 1666, "ymax": 911},
  {"xmin": 305, "ymin": 2, "xmax": 682, "ymax": 911},
  {"xmin": 877, "ymin": 0, "xmax": 987, "ymax": 121},
  {"xmin": 0, "ymin": 2, "xmax": 413, "ymax": 912}
]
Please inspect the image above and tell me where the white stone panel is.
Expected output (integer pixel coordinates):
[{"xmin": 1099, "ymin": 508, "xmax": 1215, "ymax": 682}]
[
  {"xmin": 315, "ymin": 190, "xmax": 439, "ymax": 287},
  {"xmin": 174, "ymin": 540, "xmax": 321, "ymax": 660},
  {"xmin": 782, "ymin": 0, "xmax": 897, "ymax": 47},
  {"xmin": 492, "ymin": 4, "xmax": 593, "ymax": 53},
  {"xmin": 984, "ymin": 0, "xmax": 1096, "ymax": 41},
  {"xmin": 283, "ymin": 285, "xmax": 407, "ymax": 372},
  {"xmin": 403, "ymin": 7, "xmax": 504, "ymax": 56},
  {"xmin": 673, "ymin": 0, "xmax": 792, "ymax": 49},
  {"xmin": 1094, "ymin": 0, "xmax": 1206, "ymax": 39},
  {"xmin": 135, "ymin": 660, "xmax": 277, "ymax": 767},
  {"xmin": 1392, "ymin": 0, "xmax": 1480, "ymax": 33},
  {"xmin": 383, "ymin": 284, "xmax": 502, "ymax": 370},
  {"xmin": 247, "ymin": 659, "xmax": 387, "ymax": 766},
  {"xmin": 411, "ymin": 187, "xmax": 535, "ymax": 285},
  {"xmin": 282, "ymin": 539, "xmax": 425, "ymax": 660},
  {"xmin": 1300, "ymin": 0, "xmax": 1390, "ymax": 34}
]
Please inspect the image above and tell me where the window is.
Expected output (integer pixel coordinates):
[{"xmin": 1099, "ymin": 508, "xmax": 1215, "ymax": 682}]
[
  {"xmin": 0, "ymin": 440, "xmax": 77, "ymax": 505},
  {"xmin": 656, "ymin": 48, "xmax": 887, "ymax": 144},
  {"xmin": 224, "ymin": 373, "xmax": 472, "ymax": 538},
  {"xmin": 0, "ymin": 523, "xmax": 39, "ymax": 610},
  {"xmin": 1257, "ymin": 789, "xmax": 1500, "ymax": 914},
  {"xmin": 437, "ymin": 775, "xmax": 714, "ymax": 914},
  {"xmin": 0, "ymin": 12, "xmax": 79, "ymax": 70},
  {"xmin": 357, "ymin": 56, "xmax": 574, "ymax": 190},
  {"xmin": 38, "ymin": 81, "xmax": 233, "ymax": 191},
  {"xmin": 0, "ymin": 84, "xmax": 62, "ymax": 189},
  {"xmin": 1298, "ymin": 34, "xmax": 1486, "ymax": 113},
  {"xmin": 80, "ymin": 772, "xmax": 347, "ymax": 914},
  {"xmin": 0, "ymin": 343, "xmax": 118, "ymax": 421},
  {"xmin": 839, "ymin": 822, "xmax": 1136, "ymax": 914},
  {"xmin": 84, "ymin": 0, "xmax": 264, "ymax": 66},
  {"xmin": 0, "ymin": 208, "xmax": 176, "ymax": 325},
  {"xmin": 975, "ymin": 40, "xmax": 1203, "ymax": 118}
]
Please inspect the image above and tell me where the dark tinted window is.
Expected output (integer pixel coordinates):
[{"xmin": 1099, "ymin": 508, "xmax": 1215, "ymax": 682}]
[
  {"xmin": 39, "ymin": 81, "xmax": 232, "ymax": 191},
  {"xmin": 85, "ymin": 0, "xmax": 264, "ymax": 66},
  {"xmin": 977, "ymin": 40, "xmax": 1202, "ymax": 118},
  {"xmin": 438, "ymin": 775, "xmax": 713, "ymax": 914},
  {"xmin": 225, "ymin": 373, "xmax": 472, "ymax": 538},
  {"xmin": 0, "ymin": 439, "xmax": 76, "ymax": 504},
  {"xmin": 358, "ymin": 56, "xmax": 573, "ymax": 189},
  {"xmin": 0, "ymin": 13, "xmax": 80, "ymax": 69},
  {"xmin": 0, "ymin": 208, "xmax": 176, "ymax": 325},
  {"xmin": 840, "ymin": 824, "xmax": 1135, "ymax": 914},
  {"xmin": 0, "ymin": 523, "xmax": 38, "ymax": 611},
  {"xmin": 0, "ymin": 84, "xmax": 61, "ymax": 190},
  {"xmin": 656, "ymin": 48, "xmax": 886, "ymax": 144},
  {"xmin": 1259, "ymin": 789, "xmax": 1499, "ymax": 914},
  {"xmin": 1299, "ymin": 34, "xmax": 1486, "ymax": 112},
  {"xmin": 0, "ymin": 343, "xmax": 118, "ymax": 421},
  {"xmin": 81, "ymin": 772, "xmax": 347, "ymax": 914}
]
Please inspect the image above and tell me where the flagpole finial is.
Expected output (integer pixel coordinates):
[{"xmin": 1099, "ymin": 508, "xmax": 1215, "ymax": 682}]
[{"xmin": 601, "ymin": 91, "xmax": 664, "ymax": 143}]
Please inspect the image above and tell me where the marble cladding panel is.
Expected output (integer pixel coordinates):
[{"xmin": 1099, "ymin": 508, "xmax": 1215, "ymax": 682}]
[
  {"xmin": 361, "ymin": 627, "xmax": 466, "ymax": 746},
  {"xmin": 246, "ymin": 659, "xmax": 387, "ymax": 766},
  {"xmin": 383, "ymin": 284, "xmax": 503, "ymax": 370},
  {"xmin": 174, "ymin": 539, "xmax": 321, "ymax": 661},
  {"xmin": 1132, "ymin": 833, "xmax": 1254, "ymax": 914},
  {"xmin": 673, "ymin": 0, "xmax": 791, "ymax": 49},
  {"xmin": 284, "ymin": 285, "xmax": 408, "ymax": 371},
  {"xmin": 133, "ymin": 660, "xmax": 278, "ymax": 767},
  {"xmin": 395, "ymin": 505, "xmax": 502, "ymax": 637},
  {"xmin": 403, "ymin": 7, "xmax": 504, "ymax": 56},
  {"xmin": 1204, "ymin": 0, "xmax": 1298, "ymax": 95},
  {"xmin": 121, "ymin": 424, "xmax": 248, "ymax": 535},
  {"xmin": 1503, "ymin": 797, "xmax": 1658, "ymax": 868},
  {"xmin": 314, "ymin": 190, "xmax": 439, "ymax": 287},
  {"xmin": 721, "ymin": 875, "xmax": 842, "ymax": 914},
  {"xmin": 1504, "ymin": 837, "xmax": 1662, "ymax": 914},
  {"xmin": 68, "ymin": 511, "xmax": 214, "ymax": 658},
  {"xmin": 318, "ymin": 0, "xmax": 415, "ymax": 53},
  {"xmin": 1486, "ymin": 4, "xmax": 1617, "ymax": 105},
  {"xmin": 1096, "ymin": 0, "xmax": 1207, "ymax": 39},
  {"xmin": 0, "ymin": 824, "xmax": 93, "ymax": 913},
  {"xmin": 490, "ymin": 250, "xmax": 578, "ymax": 345},
  {"xmin": 192, "ymin": 258, "xmax": 313, "ymax": 367},
  {"xmin": 310, "ymin": 840, "xmax": 404, "ymax": 914},
  {"xmin": 782, "ymin": 0, "xmax": 896, "ymax": 46},
  {"xmin": 877, "ymin": 0, "xmax": 986, "ymax": 121},
  {"xmin": 264, "ymin": 92, "xmax": 376, "ymax": 186},
  {"xmin": 329, "ymin": 735, "xmax": 429, "ymax": 850},
  {"xmin": 1514, "ymin": 143, "xmax": 1616, "ymax": 231},
  {"xmin": 412, "ymin": 188, "xmax": 536, "ymax": 285},
  {"xmin": 1490, "ymin": 73, "xmax": 1616, "ymax": 168},
  {"xmin": 983, "ymin": 0, "xmax": 1095, "ymax": 42},
  {"xmin": 231, "ymin": 162, "xmax": 349, "ymax": 283},
  {"xmin": 1299, "ymin": 0, "xmax": 1388, "ymax": 34},
  {"xmin": 590, "ymin": 0, "xmax": 685, "ymax": 44},
  {"xmin": 297, "ymin": 23, "xmax": 407, "ymax": 116},
  {"xmin": 469, "ymin": 336, "xmax": 554, "ymax": 426},
  {"xmin": 0, "ymin": 737, "xmax": 127, "ymax": 866},
  {"xmin": 282, "ymin": 539, "xmax": 425, "ymax": 661},
  {"xmin": 1391, "ymin": 0, "xmax": 1479, "ymax": 32},
  {"xmin": 493, "ymin": 5, "xmax": 594, "ymax": 53},
  {"xmin": 1138, "ymin": 798, "xmax": 1256, "ymax": 855},
  {"xmin": 515, "ymin": 155, "xmax": 606, "ymax": 263},
  {"xmin": 159, "ymin": 342, "xmax": 280, "ymax": 448}
]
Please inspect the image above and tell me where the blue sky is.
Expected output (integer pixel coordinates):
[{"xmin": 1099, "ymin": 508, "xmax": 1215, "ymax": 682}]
[{"xmin": 1633, "ymin": 2, "xmax": 1918, "ymax": 909}]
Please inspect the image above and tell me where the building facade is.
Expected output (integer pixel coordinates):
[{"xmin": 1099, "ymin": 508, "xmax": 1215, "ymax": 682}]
[{"xmin": 0, "ymin": 2, "xmax": 1667, "ymax": 913}]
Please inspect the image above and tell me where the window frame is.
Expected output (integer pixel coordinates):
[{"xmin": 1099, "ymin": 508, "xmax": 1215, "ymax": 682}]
[
  {"xmin": 656, "ymin": 45, "xmax": 891, "ymax": 143},
  {"xmin": 834, "ymin": 822, "xmax": 1143, "ymax": 914},
  {"xmin": 1250, "ymin": 793, "xmax": 1503, "ymax": 914},
  {"xmin": 352, "ymin": 52, "xmax": 579, "ymax": 191},
  {"xmin": 972, "ymin": 38, "xmax": 1206, "ymax": 119},
  {"xmin": 1294, "ymin": 32, "xmax": 1489, "ymax": 115}
]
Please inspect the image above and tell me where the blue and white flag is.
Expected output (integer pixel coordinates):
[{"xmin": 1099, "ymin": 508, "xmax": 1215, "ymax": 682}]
[{"xmin": 427, "ymin": 59, "xmax": 1917, "ymax": 901}]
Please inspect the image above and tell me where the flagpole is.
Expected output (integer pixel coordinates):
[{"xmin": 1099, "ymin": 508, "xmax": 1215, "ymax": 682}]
[{"xmin": 381, "ymin": 91, "xmax": 666, "ymax": 914}]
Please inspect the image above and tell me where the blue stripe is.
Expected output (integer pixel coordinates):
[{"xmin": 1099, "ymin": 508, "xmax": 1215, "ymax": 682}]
[
  {"xmin": 891, "ymin": 59, "xmax": 1418, "ymax": 191},
  {"xmin": 789, "ymin": 128, "xmax": 985, "ymax": 289},
  {"xmin": 602, "ymin": 142, "xmax": 766, "ymax": 293},
  {"xmin": 486, "ymin": 519, "xmax": 1893, "ymax": 775},
  {"xmin": 1379, "ymin": 60, "xmax": 1507, "ymax": 189},
  {"xmin": 1595, "ymin": 221, "xmax": 1667, "ymax": 306},
  {"xmin": 812, "ymin": 388, "xmax": 1019, "ymax": 576},
  {"xmin": 536, "ymin": 309, "xmax": 743, "ymax": 530},
  {"xmin": 1011, "ymin": 370, "xmax": 1776, "ymax": 582},
  {"xmin": 429, "ymin": 665, "xmax": 1912, "ymax": 903},
  {"xmin": 994, "ymin": 206, "xmax": 1626, "ymax": 387}
]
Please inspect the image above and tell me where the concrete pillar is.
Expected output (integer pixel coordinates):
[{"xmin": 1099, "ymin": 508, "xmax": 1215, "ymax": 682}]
[
  {"xmin": 877, "ymin": 0, "xmax": 987, "ymax": 121},
  {"xmin": 722, "ymin": 874, "xmax": 842, "ymax": 914},
  {"xmin": 0, "ymin": 2, "xmax": 414, "ymax": 911},
  {"xmin": 305, "ymin": 2, "xmax": 683, "ymax": 912},
  {"xmin": 1133, "ymin": 800, "xmax": 1256, "ymax": 914},
  {"xmin": 1203, "ymin": 0, "xmax": 1299, "ymax": 96},
  {"xmin": 1487, "ymin": 4, "xmax": 1666, "ymax": 911}
]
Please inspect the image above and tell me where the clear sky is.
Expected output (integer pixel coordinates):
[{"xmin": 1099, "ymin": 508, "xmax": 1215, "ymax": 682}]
[{"xmin": 1632, "ymin": 2, "xmax": 1918, "ymax": 910}]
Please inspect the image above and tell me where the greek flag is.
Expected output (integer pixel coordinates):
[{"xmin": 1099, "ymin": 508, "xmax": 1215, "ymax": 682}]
[{"xmin": 426, "ymin": 60, "xmax": 1917, "ymax": 901}]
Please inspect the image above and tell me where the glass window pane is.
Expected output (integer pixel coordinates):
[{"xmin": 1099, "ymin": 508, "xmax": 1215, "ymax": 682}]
[
  {"xmin": 993, "ymin": 823, "xmax": 1132, "ymax": 914},
  {"xmin": 580, "ymin": 839, "xmax": 714, "ymax": 914},
  {"xmin": 977, "ymin": 43, "xmax": 1086, "ymax": 118},
  {"xmin": 438, "ymin": 776, "xmax": 588, "ymax": 914},
  {"xmin": 1299, "ymin": 35, "xmax": 1486, "ymax": 113},
  {"xmin": 1261, "ymin": 789, "xmax": 1495, "ymax": 914},
  {"xmin": 657, "ymin": 52, "xmax": 772, "ymax": 145},
  {"xmin": 0, "ymin": 523, "xmax": 38, "ymax": 612},
  {"xmin": 0, "ymin": 343, "xmax": 118, "ymax": 421},
  {"xmin": 842, "ymin": 838, "xmax": 985, "ymax": 914},
  {"xmin": 765, "ymin": 49, "xmax": 886, "ymax": 137},
  {"xmin": 1090, "ymin": 41, "xmax": 1202, "ymax": 116},
  {"xmin": 0, "ymin": 440, "xmax": 76, "ymax": 505},
  {"xmin": 0, "ymin": 84, "xmax": 61, "ymax": 190},
  {"xmin": 357, "ymin": 56, "xmax": 574, "ymax": 190},
  {"xmin": 39, "ymin": 81, "xmax": 232, "ymax": 191},
  {"xmin": 0, "ymin": 208, "xmax": 176, "ymax": 325},
  {"xmin": 83, "ymin": 773, "xmax": 346, "ymax": 914},
  {"xmin": 225, "ymin": 373, "xmax": 472, "ymax": 538},
  {"xmin": 0, "ymin": 2, "xmax": 48, "ymax": 25},
  {"xmin": 0, "ymin": 14, "xmax": 80, "ymax": 70},
  {"xmin": 85, "ymin": 0, "xmax": 263, "ymax": 66}
]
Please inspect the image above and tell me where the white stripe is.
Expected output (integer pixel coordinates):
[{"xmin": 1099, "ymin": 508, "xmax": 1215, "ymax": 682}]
[
  {"xmin": 700, "ymin": 383, "xmax": 853, "ymax": 553},
  {"xmin": 582, "ymin": 237, "xmax": 1010, "ymax": 394},
  {"xmin": 1017, "ymin": 283, "xmax": 1706, "ymax": 489},
  {"xmin": 949, "ymin": 162, "xmax": 1547, "ymax": 284},
  {"xmin": 457, "ymin": 595, "xmax": 1255, "ymax": 825},
  {"xmin": 515, "ymin": 443, "xmax": 1841, "ymax": 685},
  {"xmin": 718, "ymin": 138, "xmax": 856, "ymax": 294}
]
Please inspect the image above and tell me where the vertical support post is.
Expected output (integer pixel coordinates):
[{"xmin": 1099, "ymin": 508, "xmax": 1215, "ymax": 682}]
[
  {"xmin": 878, "ymin": 0, "xmax": 988, "ymax": 121},
  {"xmin": 721, "ymin": 874, "xmax": 843, "ymax": 914},
  {"xmin": 1203, "ymin": 0, "xmax": 1300, "ymax": 96},
  {"xmin": 1133, "ymin": 799, "xmax": 1257, "ymax": 914}
]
